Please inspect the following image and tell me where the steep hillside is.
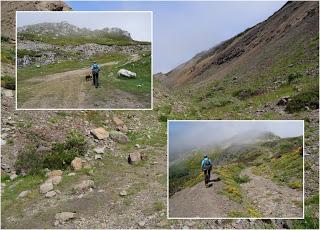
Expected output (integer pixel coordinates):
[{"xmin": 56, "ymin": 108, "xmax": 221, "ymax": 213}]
[{"xmin": 161, "ymin": 1, "xmax": 318, "ymax": 88}]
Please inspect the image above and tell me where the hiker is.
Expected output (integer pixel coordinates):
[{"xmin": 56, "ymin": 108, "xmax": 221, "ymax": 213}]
[
  {"xmin": 201, "ymin": 155, "xmax": 212, "ymax": 187},
  {"xmin": 91, "ymin": 61, "xmax": 100, "ymax": 88}
]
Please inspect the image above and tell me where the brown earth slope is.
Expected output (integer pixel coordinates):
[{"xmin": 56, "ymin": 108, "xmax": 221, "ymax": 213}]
[{"xmin": 160, "ymin": 1, "xmax": 318, "ymax": 88}]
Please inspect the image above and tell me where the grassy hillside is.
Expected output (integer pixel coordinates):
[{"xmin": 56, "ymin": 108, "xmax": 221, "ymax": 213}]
[
  {"xmin": 18, "ymin": 32, "xmax": 150, "ymax": 46},
  {"xmin": 169, "ymin": 136, "xmax": 303, "ymax": 196}
]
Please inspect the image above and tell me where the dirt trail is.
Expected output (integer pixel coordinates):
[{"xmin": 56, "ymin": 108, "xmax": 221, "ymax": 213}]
[
  {"xmin": 170, "ymin": 168, "xmax": 303, "ymax": 218},
  {"xmin": 25, "ymin": 62, "xmax": 118, "ymax": 84},
  {"xmin": 169, "ymin": 176, "xmax": 245, "ymax": 218},
  {"xmin": 240, "ymin": 167, "xmax": 303, "ymax": 218},
  {"xmin": 18, "ymin": 61, "xmax": 150, "ymax": 109}
]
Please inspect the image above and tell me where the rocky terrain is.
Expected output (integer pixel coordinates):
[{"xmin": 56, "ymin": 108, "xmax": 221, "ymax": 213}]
[
  {"xmin": 17, "ymin": 22, "xmax": 150, "ymax": 67},
  {"xmin": 1, "ymin": 1, "xmax": 319, "ymax": 229}
]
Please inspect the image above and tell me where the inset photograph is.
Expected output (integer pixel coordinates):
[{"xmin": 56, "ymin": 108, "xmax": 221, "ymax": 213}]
[
  {"xmin": 16, "ymin": 11, "xmax": 152, "ymax": 110},
  {"xmin": 168, "ymin": 120, "xmax": 304, "ymax": 219}
]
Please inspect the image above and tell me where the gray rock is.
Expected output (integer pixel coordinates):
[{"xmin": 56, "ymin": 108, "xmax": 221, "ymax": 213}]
[
  {"xmin": 110, "ymin": 131, "xmax": 129, "ymax": 143},
  {"xmin": 73, "ymin": 180, "xmax": 95, "ymax": 191},
  {"xmin": 45, "ymin": 190, "xmax": 57, "ymax": 198},
  {"xmin": 10, "ymin": 173, "xmax": 17, "ymax": 181},
  {"xmin": 1, "ymin": 139, "xmax": 6, "ymax": 146},
  {"xmin": 90, "ymin": 128, "xmax": 109, "ymax": 140},
  {"xmin": 55, "ymin": 212, "xmax": 76, "ymax": 222},
  {"xmin": 18, "ymin": 190, "xmax": 31, "ymax": 198},
  {"xmin": 119, "ymin": 190, "xmax": 127, "ymax": 196},
  {"xmin": 93, "ymin": 146, "xmax": 105, "ymax": 154},
  {"xmin": 95, "ymin": 154, "xmax": 102, "ymax": 160},
  {"xmin": 128, "ymin": 151, "xmax": 141, "ymax": 164},
  {"xmin": 40, "ymin": 181, "xmax": 53, "ymax": 194},
  {"xmin": 138, "ymin": 221, "xmax": 145, "ymax": 227}
]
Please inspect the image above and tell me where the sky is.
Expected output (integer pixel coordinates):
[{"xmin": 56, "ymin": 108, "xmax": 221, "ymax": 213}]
[
  {"xmin": 16, "ymin": 11, "xmax": 152, "ymax": 42},
  {"xmin": 169, "ymin": 120, "xmax": 304, "ymax": 155},
  {"xmin": 66, "ymin": 1, "xmax": 286, "ymax": 73}
]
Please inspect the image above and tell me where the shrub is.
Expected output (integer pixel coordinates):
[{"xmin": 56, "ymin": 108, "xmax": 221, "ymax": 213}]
[
  {"xmin": 234, "ymin": 175, "xmax": 250, "ymax": 184},
  {"xmin": 285, "ymin": 90, "xmax": 319, "ymax": 113},
  {"xmin": 232, "ymin": 87, "xmax": 262, "ymax": 100},
  {"xmin": 288, "ymin": 181, "xmax": 302, "ymax": 189},
  {"xmin": 287, "ymin": 72, "xmax": 303, "ymax": 84},
  {"xmin": 1, "ymin": 36, "xmax": 9, "ymax": 42},
  {"xmin": 15, "ymin": 145, "xmax": 45, "ymax": 175},
  {"xmin": 1, "ymin": 75, "xmax": 15, "ymax": 90},
  {"xmin": 15, "ymin": 130, "xmax": 87, "ymax": 174},
  {"xmin": 43, "ymin": 130, "xmax": 87, "ymax": 170},
  {"xmin": 17, "ymin": 49, "xmax": 42, "ymax": 58}
]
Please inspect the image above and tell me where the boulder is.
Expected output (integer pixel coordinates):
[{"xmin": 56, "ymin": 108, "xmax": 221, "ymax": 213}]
[
  {"xmin": 117, "ymin": 69, "xmax": 136, "ymax": 78},
  {"xmin": 10, "ymin": 173, "xmax": 17, "ymax": 181},
  {"xmin": 274, "ymin": 152, "xmax": 282, "ymax": 159},
  {"xmin": 90, "ymin": 128, "xmax": 109, "ymax": 140},
  {"xmin": 55, "ymin": 212, "xmax": 76, "ymax": 222},
  {"xmin": 18, "ymin": 190, "xmax": 31, "ymax": 198},
  {"xmin": 128, "ymin": 152, "xmax": 141, "ymax": 164},
  {"xmin": 47, "ymin": 170, "xmax": 63, "ymax": 178},
  {"xmin": 276, "ymin": 96, "xmax": 290, "ymax": 106},
  {"xmin": 119, "ymin": 190, "xmax": 127, "ymax": 196},
  {"xmin": 45, "ymin": 190, "xmax": 57, "ymax": 198},
  {"xmin": 95, "ymin": 154, "xmax": 102, "ymax": 160},
  {"xmin": 73, "ymin": 180, "xmax": 95, "ymax": 192},
  {"xmin": 112, "ymin": 116, "xmax": 124, "ymax": 126},
  {"xmin": 40, "ymin": 181, "xmax": 53, "ymax": 194},
  {"xmin": 47, "ymin": 176, "xmax": 62, "ymax": 185},
  {"xmin": 117, "ymin": 124, "xmax": 128, "ymax": 133},
  {"xmin": 110, "ymin": 131, "xmax": 129, "ymax": 143},
  {"xmin": 71, "ymin": 157, "xmax": 82, "ymax": 171}
]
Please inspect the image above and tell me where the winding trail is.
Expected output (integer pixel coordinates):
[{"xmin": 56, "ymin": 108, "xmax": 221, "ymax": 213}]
[{"xmin": 240, "ymin": 167, "xmax": 303, "ymax": 218}]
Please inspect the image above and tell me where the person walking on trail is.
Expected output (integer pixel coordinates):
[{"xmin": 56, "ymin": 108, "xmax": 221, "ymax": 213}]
[
  {"xmin": 91, "ymin": 61, "xmax": 100, "ymax": 88},
  {"xmin": 201, "ymin": 155, "xmax": 212, "ymax": 188}
]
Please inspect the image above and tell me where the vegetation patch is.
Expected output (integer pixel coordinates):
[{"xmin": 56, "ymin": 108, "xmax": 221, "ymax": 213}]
[
  {"xmin": 232, "ymin": 87, "xmax": 263, "ymax": 100},
  {"xmin": 15, "ymin": 130, "xmax": 87, "ymax": 175},
  {"xmin": 1, "ymin": 75, "xmax": 15, "ymax": 90},
  {"xmin": 285, "ymin": 88, "xmax": 319, "ymax": 113}
]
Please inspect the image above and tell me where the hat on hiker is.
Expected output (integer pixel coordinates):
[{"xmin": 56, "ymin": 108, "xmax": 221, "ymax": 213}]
[{"xmin": 204, "ymin": 155, "xmax": 208, "ymax": 158}]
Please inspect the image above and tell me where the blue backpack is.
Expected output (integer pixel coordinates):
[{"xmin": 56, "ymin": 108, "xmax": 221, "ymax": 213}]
[
  {"xmin": 92, "ymin": 64, "xmax": 100, "ymax": 73},
  {"xmin": 202, "ymin": 159, "xmax": 211, "ymax": 171}
]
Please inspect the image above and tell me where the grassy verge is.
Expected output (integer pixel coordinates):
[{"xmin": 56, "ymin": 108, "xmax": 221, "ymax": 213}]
[
  {"xmin": 103, "ymin": 52, "xmax": 152, "ymax": 95},
  {"xmin": 251, "ymin": 145, "xmax": 303, "ymax": 189}
]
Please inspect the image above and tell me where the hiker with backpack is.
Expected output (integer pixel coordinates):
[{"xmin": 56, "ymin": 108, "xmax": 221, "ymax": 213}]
[
  {"xmin": 91, "ymin": 61, "xmax": 101, "ymax": 88},
  {"xmin": 201, "ymin": 155, "xmax": 212, "ymax": 187}
]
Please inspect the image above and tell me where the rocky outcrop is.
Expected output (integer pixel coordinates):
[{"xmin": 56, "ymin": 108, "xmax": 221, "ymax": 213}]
[{"xmin": 1, "ymin": 1, "xmax": 71, "ymax": 41}]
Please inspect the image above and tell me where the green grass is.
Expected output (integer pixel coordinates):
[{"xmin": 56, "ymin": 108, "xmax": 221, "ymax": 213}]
[
  {"xmin": 251, "ymin": 143, "xmax": 303, "ymax": 189},
  {"xmin": 1, "ymin": 44, "xmax": 15, "ymax": 64},
  {"xmin": 293, "ymin": 194, "xmax": 319, "ymax": 229},
  {"xmin": 103, "ymin": 52, "xmax": 152, "ymax": 95},
  {"xmin": 18, "ymin": 32, "xmax": 150, "ymax": 46},
  {"xmin": 1, "ymin": 174, "xmax": 44, "ymax": 214}
]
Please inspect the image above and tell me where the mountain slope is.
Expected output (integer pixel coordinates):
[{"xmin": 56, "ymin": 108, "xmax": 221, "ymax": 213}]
[
  {"xmin": 18, "ymin": 21, "xmax": 132, "ymax": 41},
  {"xmin": 160, "ymin": 1, "xmax": 318, "ymax": 88}
]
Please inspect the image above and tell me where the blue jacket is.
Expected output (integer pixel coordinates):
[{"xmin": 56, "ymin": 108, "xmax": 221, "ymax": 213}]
[{"xmin": 201, "ymin": 157, "xmax": 212, "ymax": 170}]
